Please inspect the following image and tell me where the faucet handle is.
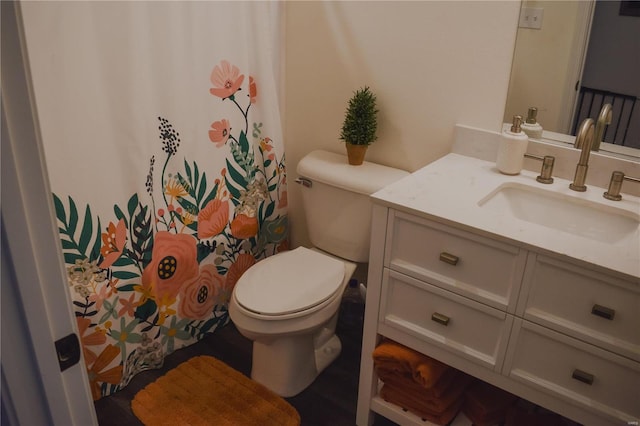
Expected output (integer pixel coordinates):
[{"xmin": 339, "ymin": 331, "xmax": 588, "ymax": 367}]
[
  {"xmin": 603, "ymin": 171, "xmax": 640, "ymax": 201},
  {"xmin": 525, "ymin": 153, "xmax": 555, "ymax": 184}
]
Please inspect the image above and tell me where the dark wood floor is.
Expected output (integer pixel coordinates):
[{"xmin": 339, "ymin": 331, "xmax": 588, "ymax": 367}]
[{"xmin": 94, "ymin": 311, "xmax": 396, "ymax": 426}]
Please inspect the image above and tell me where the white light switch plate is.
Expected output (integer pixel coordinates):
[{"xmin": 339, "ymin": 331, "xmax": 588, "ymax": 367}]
[{"xmin": 519, "ymin": 7, "xmax": 544, "ymax": 29}]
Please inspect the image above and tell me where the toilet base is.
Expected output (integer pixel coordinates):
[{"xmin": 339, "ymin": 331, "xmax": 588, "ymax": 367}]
[{"xmin": 250, "ymin": 331, "xmax": 342, "ymax": 397}]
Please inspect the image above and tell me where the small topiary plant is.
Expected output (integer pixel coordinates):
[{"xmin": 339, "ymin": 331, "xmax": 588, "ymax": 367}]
[{"xmin": 340, "ymin": 86, "xmax": 378, "ymax": 146}]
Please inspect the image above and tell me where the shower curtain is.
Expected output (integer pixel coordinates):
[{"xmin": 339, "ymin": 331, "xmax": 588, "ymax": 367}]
[{"xmin": 21, "ymin": 1, "xmax": 287, "ymax": 400}]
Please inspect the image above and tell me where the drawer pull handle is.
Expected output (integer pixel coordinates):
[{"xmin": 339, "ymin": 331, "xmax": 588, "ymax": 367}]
[
  {"xmin": 591, "ymin": 304, "xmax": 615, "ymax": 320},
  {"xmin": 431, "ymin": 312, "xmax": 450, "ymax": 326},
  {"xmin": 439, "ymin": 252, "xmax": 459, "ymax": 266},
  {"xmin": 571, "ymin": 369, "xmax": 594, "ymax": 385}
]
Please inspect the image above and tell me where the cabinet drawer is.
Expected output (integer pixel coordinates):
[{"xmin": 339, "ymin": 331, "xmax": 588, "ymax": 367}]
[
  {"xmin": 385, "ymin": 211, "xmax": 526, "ymax": 312},
  {"xmin": 379, "ymin": 269, "xmax": 513, "ymax": 371},
  {"xmin": 518, "ymin": 254, "xmax": 640, "ymax": 361},
  {"xmin": 504, "ymin": 319, "xmax": 640, "ymax": 424}
]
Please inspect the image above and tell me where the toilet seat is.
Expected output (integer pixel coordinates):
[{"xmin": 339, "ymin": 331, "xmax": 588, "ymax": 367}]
[{"xmin": 234, "ymin": 247, "xmax": 345, "ymax": 317}]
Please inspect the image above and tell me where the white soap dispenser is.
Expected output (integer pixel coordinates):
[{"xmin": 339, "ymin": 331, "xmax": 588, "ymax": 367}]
[
  {"xmin": 496, "ymin": 115, "xmax": 529, "ymax": 175},
  {"xmin": 521, "ymin": 107, "xmax": 543, "ymax": 139}
]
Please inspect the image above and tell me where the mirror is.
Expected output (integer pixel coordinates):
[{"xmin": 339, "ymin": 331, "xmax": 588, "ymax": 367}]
[{"xmin": 504, "ymin": 0, "xmax": 640, "ymax": 159}]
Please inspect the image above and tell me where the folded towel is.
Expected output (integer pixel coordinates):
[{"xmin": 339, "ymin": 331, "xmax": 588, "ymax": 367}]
[
  {"xmin": 381, "ymin": 383, "xmax": 464, "ymax": 425},
  {"xmin": 378, "ymin": 370, "xmax": 472, "ymax": 413},
  {"xmin": 462, "ymin": 380, "xmax": 519, "ymax": 426},
  {"xmin": 376, "ymin": 364, "xmax": 458, "ymax": 399},
  {"xmin": 372, "ymin": 340, "xmax": 449, "ymax": 389}
]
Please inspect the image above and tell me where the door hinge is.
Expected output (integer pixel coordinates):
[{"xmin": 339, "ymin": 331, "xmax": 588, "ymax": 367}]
[{"xmin": 54, "ymin": 333, "xmax": 81, "ymax": 372}]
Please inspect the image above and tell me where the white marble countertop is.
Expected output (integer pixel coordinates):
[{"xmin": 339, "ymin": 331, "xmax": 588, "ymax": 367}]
[{"xmin": 371, "ymin": 153, "xmax": 640, "ymax": 280}]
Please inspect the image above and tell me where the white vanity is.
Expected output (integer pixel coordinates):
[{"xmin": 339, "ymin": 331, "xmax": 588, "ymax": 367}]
[{"xmin": 356, "ymin": 151, "xmax": 640, "ymax": 426}]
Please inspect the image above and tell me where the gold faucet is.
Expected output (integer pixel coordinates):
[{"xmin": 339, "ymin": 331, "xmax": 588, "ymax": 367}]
[
  {"xmin": 570, "ymin": 118, "xmax": 595, "ymax": 192},
  {"xmin": 592, "ymin": 103, "xmax": 612, "ymax": 151}
]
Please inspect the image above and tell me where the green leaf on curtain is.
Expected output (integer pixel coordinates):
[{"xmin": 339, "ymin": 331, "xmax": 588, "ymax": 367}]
[
  {"xmin": 90, "ymin": 218, "xmax": 102, "ymax": 262},
  {"xmin": 112, "ymin": 270, "xmax": 139, "ymax": 280},
  {"xmin": 194, "ymin": 162, "xmax": 200, "ymax": 192},
  {"xmin": 225, "ymin": 159, "xmax": 246, "ymax": 200},
  {"xmin": 113, "ymin": 205, "xmax": 128, "ymax": 228},
  {"xmin": 112, "ymin": 256, "xmax": 137, "ymax": 267},
  {"xmin": 197, "ymin": 242, "xmax": 215, "ymax": 263},
  {"xmin": 116, "ymin": 284, "xmax": 137, "ymax": 292},
  {"xmin": 135, "ymin": 299, "xmax": 158, "ymax": 323},
  {"xmin": 53, "ymin": 193, "xmax": 66, "ymax": 224},
  {"xmin": 176, "ymin": 197, "xmax": 197, "ymax": 215},
  {"xmin": 127, "ymin": 193, "xmax": 139, "ymax": 217},
  {"xmin": 78, "ymin": 205, "xmax": 94, "ymax": 256},
  {"xmin": 263, "ymin": 201, "xmax": 275, "ymax": 220},
  {"xmin": 184, "ymin": 159, "xmax": 192, "ymax": 183},
  {"xmin": 201, "ymin": 182, "xmax": 219, "ymax": 210},
  {"xmin": 73, "ymin": 300, "xmax": 93, "ymax": 309},
  {"xmin": 197, "ymin": 174, "xmax": 207, "ymax": 204},
  {"xmin": 68, "ymin": 196, "xmax": 79, "ymax": 237},
  {"xmin": 64, "ymin": 252, "xmax": 84, "ymax": 265},
  {"xmin": 230, "ymin": 139, "xmax": 254, "ymax": 177},
  {"xmin": 176, "ymin": 173, "xmax": 194, "ymax": 199},
  {"xmin": 61, "ymin": 239, "xmax": 76, "ymax": 250},
  {"xmin": 238, "ymin": 130, "xmax": 250, "ymax": 156},
  {"xmin": 264, "ymin": 159, "xmax": 272, "ymax": 168},
  {"xmin": 199, "ymin": 317, "xmax": 218, "ymax": 335},
  {"xmin": 131, "ymin": 202, "xmax": 153, "ymax": 269}
]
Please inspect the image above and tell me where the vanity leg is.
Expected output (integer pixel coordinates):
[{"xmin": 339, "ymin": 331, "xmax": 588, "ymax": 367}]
[{"xmin": 356, "ymin": 205, "xmax": 388, "ymax": 426}]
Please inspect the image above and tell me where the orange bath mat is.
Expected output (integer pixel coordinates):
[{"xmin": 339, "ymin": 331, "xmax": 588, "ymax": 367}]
[{"xmin": 131, "ymin": 355, "xmax": 300, "ymax": 426}]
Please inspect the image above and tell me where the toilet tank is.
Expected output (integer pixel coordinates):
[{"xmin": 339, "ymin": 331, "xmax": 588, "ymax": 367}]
[{"xmin": 296, "ymin": 150, "xmax": 409, "ymax": 262}]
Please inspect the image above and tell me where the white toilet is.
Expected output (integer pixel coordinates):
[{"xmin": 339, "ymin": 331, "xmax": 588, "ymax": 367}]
[{"xmin": 229, "ymin": 150, "xmax": 408, "ymax": 397}]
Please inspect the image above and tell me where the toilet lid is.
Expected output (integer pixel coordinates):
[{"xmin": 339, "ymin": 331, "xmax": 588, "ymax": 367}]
[{"xmin": 234, "ymin": 247, "xmax": 345, "ymax": 316}]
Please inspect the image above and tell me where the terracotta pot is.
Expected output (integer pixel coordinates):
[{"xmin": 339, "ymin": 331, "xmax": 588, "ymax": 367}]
[{"xmin": 345, "ymin": 143, "xmax": 368, "ymax": 165}]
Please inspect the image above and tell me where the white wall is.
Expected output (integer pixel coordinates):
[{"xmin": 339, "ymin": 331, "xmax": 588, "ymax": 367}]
[{"xmin": 285, "ymin": 1, "xmax": 520, "ymax": 248}]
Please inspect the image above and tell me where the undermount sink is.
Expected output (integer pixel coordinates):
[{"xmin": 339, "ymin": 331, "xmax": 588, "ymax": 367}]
[{"xmin": 478, "ymin": 182, "xmax": 640, "ymax": 243}]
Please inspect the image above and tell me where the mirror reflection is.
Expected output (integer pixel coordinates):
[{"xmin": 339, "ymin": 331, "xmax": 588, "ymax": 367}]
[{"xmin": 504, "ymin": 0, "xmax": 640, "ymax": 155}]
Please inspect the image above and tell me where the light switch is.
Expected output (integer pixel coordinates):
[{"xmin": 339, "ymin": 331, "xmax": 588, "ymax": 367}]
[{"xmin": 519, "ymin": 7, "xmax": 544, "ymax": 29}]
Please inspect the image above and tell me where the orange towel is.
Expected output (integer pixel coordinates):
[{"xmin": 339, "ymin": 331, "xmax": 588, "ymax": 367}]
[
  {"xmin": 372, "ymin": 340, "xmax": 449, "ymax": 389},
  {"xmin": 380, "ymin": 371, "xmax": 473, "ymax": 414},
  {"xmin": 381, "ymin": 383, "xmax": 464, "ymax": 425},
  {"xmin": 376, "ymin": 364, "xmax": 458, "ymax": 399},
  {"xmin": 462, "ymin": 380, "xmax": 519, "ymax": 426}
]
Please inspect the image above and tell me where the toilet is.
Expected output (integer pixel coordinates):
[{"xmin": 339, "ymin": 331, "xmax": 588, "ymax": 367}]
[{"xmin": 229, "ymin": 150, "xmax": 409, "ymax": 397}]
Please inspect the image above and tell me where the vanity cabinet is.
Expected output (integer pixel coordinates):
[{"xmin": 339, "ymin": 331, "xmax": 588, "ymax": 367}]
[{"xmin": 356, "ymin": 205, "xmax": 640, "ymax": 426}]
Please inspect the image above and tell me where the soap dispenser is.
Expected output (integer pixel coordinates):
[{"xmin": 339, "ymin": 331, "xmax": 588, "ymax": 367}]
[
  {"xmin": 521, "ymin": 107, "xmax": 543, "ymax": 139},
  {"xmin": 496, "ymin": 115, "xmax": 529, "ymax": 175}
]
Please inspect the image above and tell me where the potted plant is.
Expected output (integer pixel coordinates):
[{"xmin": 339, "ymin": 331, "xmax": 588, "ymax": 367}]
[{"xmin": 340, "ymin": 86, "xmax": 378, "ymax": 165}]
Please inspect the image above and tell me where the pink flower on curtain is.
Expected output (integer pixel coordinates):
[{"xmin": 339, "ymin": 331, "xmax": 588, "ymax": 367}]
[
  {"xmin": 210, "ymin": 60, "xmax": 244, "ymax": 99},
  {"xmin": 99, "ymin": 219, "xmax": 126, "ymax": 268},
  {"xmin": 209, "ymin": 119, "xmax": 231, "ymax": 147},
  {"xmin": 230, "ymin": 213, "xmax": 258, "ymax": 239},
  {"xmin": 141, "ymin": 231, "xmax": 199, "ymax": 300},
  {"xmin": 117, "ymin": 293, "xmax": 136, "ymax": 317},
  {"xmin": 178, "ymin": 264, "xmax": 222, "ymax": 319},
  {"xmin": 197, "ymin": 199, "xmax": 229, "ymax": 238},
  {"xmin": 88, "ymin": 283, "xmax": 112, "ymax": 311},
  {"xmin": 249, "ymin": 76, "xmax": 257, "ymax": 104}
]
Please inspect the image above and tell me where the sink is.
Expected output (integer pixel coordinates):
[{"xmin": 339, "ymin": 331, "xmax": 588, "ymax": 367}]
[{"xmin": 478, "ymin": 182, "xmax": 640, "ymax": 243}]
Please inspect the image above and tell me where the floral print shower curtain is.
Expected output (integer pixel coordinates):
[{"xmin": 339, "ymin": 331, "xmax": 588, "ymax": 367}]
[{"xmin": 21, "ymin": 2, "xmax": 286, "ymax": 400}]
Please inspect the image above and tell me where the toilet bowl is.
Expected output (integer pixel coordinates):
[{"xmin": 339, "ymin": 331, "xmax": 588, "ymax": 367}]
[
  {"xmin": 229, "ymin": 150, "xmax": 409, "ymax": 397},
  {"xmin": 229, "ymin": 246, "xmax": 356, "ymax": 397}
]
